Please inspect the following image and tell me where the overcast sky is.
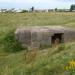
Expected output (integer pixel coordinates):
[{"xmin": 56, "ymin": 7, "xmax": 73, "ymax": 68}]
[{"xmin": 0, "ymin": 0, "xmax": 75, "ymax": 9}]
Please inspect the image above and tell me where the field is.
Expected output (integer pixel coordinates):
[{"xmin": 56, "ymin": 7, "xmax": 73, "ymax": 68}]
[{"xmin": 0, "ymin": 12, "xmax": 75, "ymax": 75}]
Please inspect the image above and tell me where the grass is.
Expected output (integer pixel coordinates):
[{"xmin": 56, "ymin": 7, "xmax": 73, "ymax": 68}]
[
  {"xmin": 0, "ymin": 43, "xmax": 75, "ymax": 75},
  {"xmin": 0, "ymin": 12, "xmax": 75, "ymax": 75}
]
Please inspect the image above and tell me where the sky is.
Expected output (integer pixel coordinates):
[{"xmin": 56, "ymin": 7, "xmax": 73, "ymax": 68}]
[{"xmin": 0, "ymin": 0, "xmax": 75, "ymax": 9}]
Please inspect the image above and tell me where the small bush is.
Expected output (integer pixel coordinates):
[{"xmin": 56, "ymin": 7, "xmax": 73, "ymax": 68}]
[
  {"xmin": 2, "ymin": 30, "xmax": 25, "ymax": 52},
  {"xmin": 20, "ymin": 10, "xmax": 28, "ymax": 13}
]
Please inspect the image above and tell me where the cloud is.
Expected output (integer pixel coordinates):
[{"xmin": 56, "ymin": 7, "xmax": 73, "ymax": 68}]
[
  {"xmin": 0, "ymin": 0, "xmax": 36, "ymax": 3},
  {"xmin": 0, "ymin": 0, "xmax": 74, "ymax": 9},
  {"xmin": 0, "ymin": 0, "xmax": 74, "ymax": 3}
]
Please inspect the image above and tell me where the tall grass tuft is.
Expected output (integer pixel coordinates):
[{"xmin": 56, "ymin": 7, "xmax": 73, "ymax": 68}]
[{"xmin": 25, "ymin": 49, "xmax": 37, "ymax": 64}]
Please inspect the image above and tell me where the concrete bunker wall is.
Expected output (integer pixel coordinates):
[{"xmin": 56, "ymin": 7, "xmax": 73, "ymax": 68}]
[
  {"xmin": 15, "ymin": 30, "xmax": 31, "ymax": 48},
  {"xmin": 31, "ymin": 30, "xmax": 52, "ymax": 49},
  {"xmin": 31, "ymin": 30, "xmax": 65, "ymax": 48},
  {"xmin": 64, "ymin": 31, "xmax": 75, "ymax": 42},
  {"xmin": 15, "ymin": 26, "xmax": 75, "ymax": 49}
]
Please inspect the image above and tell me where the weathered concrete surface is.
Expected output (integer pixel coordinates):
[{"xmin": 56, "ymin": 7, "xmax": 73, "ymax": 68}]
[{"xmin": 15, "ymin": 26, "xmax": 75, "ymax": 49}]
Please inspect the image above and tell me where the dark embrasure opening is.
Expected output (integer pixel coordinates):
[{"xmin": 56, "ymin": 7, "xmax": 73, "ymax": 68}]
[{"xmin": 51, "ymin": 33, "xmax": 63, "ymax": 45}]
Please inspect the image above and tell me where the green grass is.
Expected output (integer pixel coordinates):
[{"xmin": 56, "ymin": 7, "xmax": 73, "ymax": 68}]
[
  {"xmin": 0, "ymin": 43, "xmax": 75, "ymax": 75},
  {"xmin": 1, "ymin": 12, "xmax": 75, "ymax": 75}
]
